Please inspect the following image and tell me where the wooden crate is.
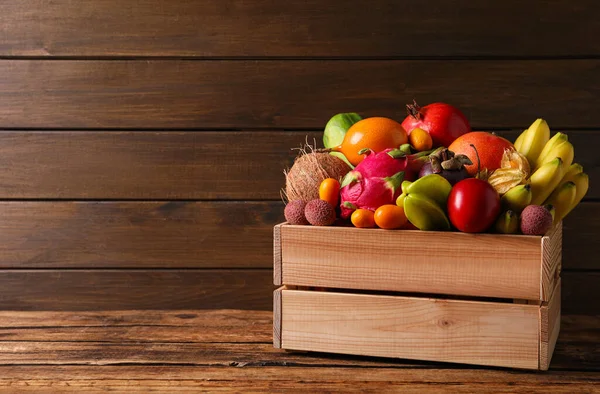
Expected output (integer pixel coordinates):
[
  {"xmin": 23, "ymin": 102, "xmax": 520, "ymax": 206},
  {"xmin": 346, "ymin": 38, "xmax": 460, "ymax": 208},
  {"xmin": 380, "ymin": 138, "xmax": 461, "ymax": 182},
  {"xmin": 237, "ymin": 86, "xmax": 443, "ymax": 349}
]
[{"xmin": 273, "ymin": 223, "xmax": 562, "ymax": 370}]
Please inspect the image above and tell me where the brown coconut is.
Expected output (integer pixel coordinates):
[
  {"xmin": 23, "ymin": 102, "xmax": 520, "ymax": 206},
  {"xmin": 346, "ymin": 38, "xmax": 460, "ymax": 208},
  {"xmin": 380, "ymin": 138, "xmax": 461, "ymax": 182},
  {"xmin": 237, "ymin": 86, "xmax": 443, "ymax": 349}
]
[{"xmin": 284, "ymin": 152, "xmax": 350, "ymax": 203}]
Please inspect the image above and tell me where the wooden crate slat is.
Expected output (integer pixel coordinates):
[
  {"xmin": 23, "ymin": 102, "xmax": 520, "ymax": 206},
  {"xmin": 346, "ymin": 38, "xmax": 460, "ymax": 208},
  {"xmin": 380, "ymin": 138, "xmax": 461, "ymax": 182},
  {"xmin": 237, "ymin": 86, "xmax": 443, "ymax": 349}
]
[
  {"xmin": 273, "ymin": 224, "xmax": 283, "ymax": 286},
  {"xmin": 279, "ymin": 224, "xmax": 551, "ymax": 300},
  {"xmin": 1, "ymin": 60, "xmax": 600, "ymax": 129},
  {"xmin": 281, "ymin": 289, "xmax": 541, "ymax": 369},
  {"xmin": 273, "ymin": 288, "xmax": 282, "ymax": 348},
  {"xmin": 540, "ymin": 279, "xmax": 562, "ymax": 370},
  {"xmin": 541, "ymin": 224, "xmax": 563, "ymax": 301}
]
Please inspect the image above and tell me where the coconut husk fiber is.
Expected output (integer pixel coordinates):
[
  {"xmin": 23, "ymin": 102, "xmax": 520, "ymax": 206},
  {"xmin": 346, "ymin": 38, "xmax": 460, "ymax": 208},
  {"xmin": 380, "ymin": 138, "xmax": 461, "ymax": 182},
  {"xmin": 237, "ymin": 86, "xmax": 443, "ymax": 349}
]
[{"xmin": 284, "ymin": 149, "xmax": 351, "ymax": 203}]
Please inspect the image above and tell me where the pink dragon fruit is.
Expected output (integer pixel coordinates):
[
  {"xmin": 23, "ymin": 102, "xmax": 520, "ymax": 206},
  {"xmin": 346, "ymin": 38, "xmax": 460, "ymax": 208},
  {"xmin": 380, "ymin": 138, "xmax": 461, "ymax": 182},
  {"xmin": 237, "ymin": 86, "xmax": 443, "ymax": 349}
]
[{"xmin": 339, "ymin": 148, "xmax": 431, "ymax": 219}]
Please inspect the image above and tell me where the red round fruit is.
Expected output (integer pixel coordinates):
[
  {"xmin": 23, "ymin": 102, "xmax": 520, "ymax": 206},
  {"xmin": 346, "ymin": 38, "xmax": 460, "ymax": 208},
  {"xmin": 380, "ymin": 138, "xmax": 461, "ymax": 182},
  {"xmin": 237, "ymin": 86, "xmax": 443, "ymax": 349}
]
[
  {"xmin": 447, "ymin": 178, "xmax": 501, "ymax": 233},
  {"xmin": 401, "ymin": 101, "xmax": 471, "ymax": 148}
]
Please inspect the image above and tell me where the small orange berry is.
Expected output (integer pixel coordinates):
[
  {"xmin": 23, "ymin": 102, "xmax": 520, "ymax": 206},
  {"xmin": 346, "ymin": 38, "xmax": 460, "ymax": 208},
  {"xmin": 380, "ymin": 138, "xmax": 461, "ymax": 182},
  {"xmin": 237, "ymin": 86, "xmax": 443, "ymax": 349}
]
[
  {"xmin": 374, "ymin": 204, "xmax": 408, "ymax": 229},
  {"xmin": 319, "ymin": 178, "xmax": 341, "ymax": 207},
  {"xmin": 351, "ymin": 209, "xmax": 376, "ymax": 228},
  {"xmin": 409, "ymin": 127, "xmax": 433, "ymax": 151}
]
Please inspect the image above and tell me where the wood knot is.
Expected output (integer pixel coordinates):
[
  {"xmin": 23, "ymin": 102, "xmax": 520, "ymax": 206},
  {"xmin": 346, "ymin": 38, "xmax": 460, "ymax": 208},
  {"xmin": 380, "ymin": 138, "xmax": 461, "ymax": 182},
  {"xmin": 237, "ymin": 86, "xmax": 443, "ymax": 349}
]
[{"xmin": 437, "ymin": 319, "xmax": 452, "ymax": 328}]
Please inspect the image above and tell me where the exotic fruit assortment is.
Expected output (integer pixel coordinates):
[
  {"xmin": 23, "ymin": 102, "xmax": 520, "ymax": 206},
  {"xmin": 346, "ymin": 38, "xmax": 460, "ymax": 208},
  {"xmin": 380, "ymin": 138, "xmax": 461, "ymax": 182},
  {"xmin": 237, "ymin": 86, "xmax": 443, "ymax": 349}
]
[{"xmin": 282, "ymin": 104, "xmax": 589, "ymax": 235}]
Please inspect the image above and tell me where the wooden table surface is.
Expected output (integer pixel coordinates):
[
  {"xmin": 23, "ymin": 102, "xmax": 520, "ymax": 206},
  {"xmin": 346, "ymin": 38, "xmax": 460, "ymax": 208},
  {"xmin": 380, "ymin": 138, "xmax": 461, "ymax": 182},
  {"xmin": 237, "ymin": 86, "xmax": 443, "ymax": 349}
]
[{"xmin": 0, "ymin": 310, "xmax": 597, "ymax": 392}]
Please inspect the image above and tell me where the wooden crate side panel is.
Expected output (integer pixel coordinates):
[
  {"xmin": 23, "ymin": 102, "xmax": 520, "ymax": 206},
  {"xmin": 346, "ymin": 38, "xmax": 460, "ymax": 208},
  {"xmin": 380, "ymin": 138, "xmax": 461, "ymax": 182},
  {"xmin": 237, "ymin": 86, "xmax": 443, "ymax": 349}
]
[
  {"xmin": 281, "ymin": 225, "xmax": 543, "ymax": 300},
  {"xmin": 273, "ymin": 288, "xmax": 283, "ymax": 348},
  {"xmin": 540, "ymin": 280, "xmax": 562, "ymax": 370},
  {"xmin": 274, "ymin": 224, "xmax": 284, "ymax": 286},
  {"xmin": 281, "ymin": 290, "xmax": 540, "ymax": 369},
  {"xmin": 541, "ymin": 223, "xmax": 563, "ymax": 301}
]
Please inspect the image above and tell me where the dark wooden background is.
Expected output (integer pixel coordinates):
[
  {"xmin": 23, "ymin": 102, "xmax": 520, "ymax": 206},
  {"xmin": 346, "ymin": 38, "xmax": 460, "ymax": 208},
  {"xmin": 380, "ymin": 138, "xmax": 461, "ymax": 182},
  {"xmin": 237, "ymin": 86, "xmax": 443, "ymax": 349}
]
[{"xmin": 0, "ymin": 1, "xmax": 598, "ymax": 312}]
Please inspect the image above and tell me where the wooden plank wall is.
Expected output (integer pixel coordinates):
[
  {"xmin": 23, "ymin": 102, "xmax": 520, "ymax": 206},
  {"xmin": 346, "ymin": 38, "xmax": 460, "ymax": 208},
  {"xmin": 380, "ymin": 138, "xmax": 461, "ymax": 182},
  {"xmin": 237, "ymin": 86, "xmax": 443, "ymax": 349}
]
[{"xmin": 0, "ymin": 1, "xmax": 598, "ymax": 311}]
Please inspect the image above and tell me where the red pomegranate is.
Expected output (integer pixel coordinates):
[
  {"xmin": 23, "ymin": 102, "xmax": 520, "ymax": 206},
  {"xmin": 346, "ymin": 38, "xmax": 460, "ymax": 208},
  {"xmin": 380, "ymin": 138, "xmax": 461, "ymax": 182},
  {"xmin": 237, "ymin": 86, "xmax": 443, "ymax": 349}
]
[{"xmin": 401, "ymin": 101, "xmax": 471, "ymax": 148}]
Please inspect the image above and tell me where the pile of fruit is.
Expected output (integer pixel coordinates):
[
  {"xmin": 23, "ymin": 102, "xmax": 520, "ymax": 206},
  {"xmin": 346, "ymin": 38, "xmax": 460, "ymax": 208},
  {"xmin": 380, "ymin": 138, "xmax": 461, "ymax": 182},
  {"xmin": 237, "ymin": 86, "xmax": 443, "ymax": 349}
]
[{"xmin": 283, "ymin": 102, "xmax": 589, "ymax": 235}]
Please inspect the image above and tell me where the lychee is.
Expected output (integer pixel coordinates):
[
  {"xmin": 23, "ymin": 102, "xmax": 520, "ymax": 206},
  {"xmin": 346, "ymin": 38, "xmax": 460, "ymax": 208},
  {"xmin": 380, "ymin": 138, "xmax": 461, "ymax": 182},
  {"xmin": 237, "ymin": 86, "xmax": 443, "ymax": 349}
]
[
  {"xmin": 304, "ymin": 199, "xmax": 336, "ymax": 226},
  {"xmin": 520, "ymin": 205, "xmax": 553, "ymax": 235},
  {"xmin": 284, "ymin": 200, "xmax": 309, "ymax": 225}
]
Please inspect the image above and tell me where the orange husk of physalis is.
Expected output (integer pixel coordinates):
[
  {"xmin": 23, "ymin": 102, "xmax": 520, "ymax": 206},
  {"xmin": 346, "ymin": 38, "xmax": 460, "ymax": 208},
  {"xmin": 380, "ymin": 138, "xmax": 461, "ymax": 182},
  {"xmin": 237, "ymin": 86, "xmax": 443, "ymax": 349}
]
[{"xmin": 487, "ymin": 148, "xmax": 531, "ymax": 194}]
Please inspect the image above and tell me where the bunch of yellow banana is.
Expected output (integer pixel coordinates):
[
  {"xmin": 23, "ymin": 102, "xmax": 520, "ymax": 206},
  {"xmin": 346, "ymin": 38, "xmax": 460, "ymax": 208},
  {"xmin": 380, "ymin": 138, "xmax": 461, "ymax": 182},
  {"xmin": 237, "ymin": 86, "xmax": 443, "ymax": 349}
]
[{"xmin": 507, "ymin": 119, "xmax": 588, "ymax": 225}]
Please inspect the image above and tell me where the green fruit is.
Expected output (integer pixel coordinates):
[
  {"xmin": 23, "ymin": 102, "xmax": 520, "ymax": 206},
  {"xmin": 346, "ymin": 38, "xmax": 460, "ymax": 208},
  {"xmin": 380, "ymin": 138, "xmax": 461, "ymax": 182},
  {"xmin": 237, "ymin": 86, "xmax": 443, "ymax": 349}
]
[
  {"xmin": 323, "ymin": 113, "xmax": 362, "ymax": 167},
  {"xmin": 495, "ymin": 210, "xmax": 519, "ymax": 234},
  {"xmin": 501, "ymin": 184, "xmax": 532, "ymax": 213},
  {"xmin": 401, "ymin": 180, "xmax": 412, "ymax": 194},
  {"xmin": 323, "ymin": 113, "xmax": 362, "ymax": 148},
  {"xmin": 404, "ymin": 174, "xmax": 452, "ymax": 207},
  {"xmin": 404, "ymin": 194, "xmax": 451, "ymax": 231}
]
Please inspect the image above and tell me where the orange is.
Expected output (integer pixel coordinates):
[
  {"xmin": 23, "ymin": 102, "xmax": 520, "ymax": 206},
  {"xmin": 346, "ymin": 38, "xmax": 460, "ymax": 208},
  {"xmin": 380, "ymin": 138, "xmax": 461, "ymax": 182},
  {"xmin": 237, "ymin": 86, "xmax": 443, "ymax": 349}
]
[
  {"xmin": 351, "ymin": 209, "xmax": 376, "ymax": 228},
  {"xmin": 448, "ymin": 132, "xmax": 514, "ymax": 176},
  {"xmin": 335, "ymin": 117, "xmax": 408, "ymax": 166},
  {"xmin": 374, "ymin": 204, "xmax": 407, "ymax": 229},
  {"xmin": 408, "ymin": 127, "xmax": 433, "ymax": 151}
]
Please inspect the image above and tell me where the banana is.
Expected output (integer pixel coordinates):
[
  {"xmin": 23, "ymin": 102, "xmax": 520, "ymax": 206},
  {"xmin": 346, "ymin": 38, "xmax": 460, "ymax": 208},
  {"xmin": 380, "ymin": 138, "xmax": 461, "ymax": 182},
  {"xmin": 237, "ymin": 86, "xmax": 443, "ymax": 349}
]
[
  {"xmin": 403, "ymin": 194, "xmax": 451, "ymax": 231},
  {"xmin": 543, "ymin": 204, "xmax": 556, "ymax": 221},
  {"xmin": 544, "ymin": 181, "xmax": 576, "ymax": 225},
  {"xmin": 564, "ymin": 172, "xmax": 589, "ymax": 217},
  {"xmin": 513, "ymin": 129, "xmax": 527, "ymax": 151},
  {"xmin": 495, "ymin": 210, "xmax": 519, "ymax": 234},
  {"xmin": 403, "ymin": 174, "xmax": 453, "ymax": 207},
  {"xmin": 535, "ymin": 140, "xmax": 574, "ymax": 173},
  {"xmin": 530, "ymin": 157, "xmax": 564, "ymax": 205},
  {"xmin": 535, "ymin": 132, "xmax": 568, "ymax": 169},
  {"xmin": 558, "ymin": 163, "xmax": 583, "ymax": 186},
  {"xmin": 517, "ymin": 119, "xmax": 550, "ymax": 166},
  {"xmin": 501, "ymin": 184, "xmax": 532, "ymax": 213}
]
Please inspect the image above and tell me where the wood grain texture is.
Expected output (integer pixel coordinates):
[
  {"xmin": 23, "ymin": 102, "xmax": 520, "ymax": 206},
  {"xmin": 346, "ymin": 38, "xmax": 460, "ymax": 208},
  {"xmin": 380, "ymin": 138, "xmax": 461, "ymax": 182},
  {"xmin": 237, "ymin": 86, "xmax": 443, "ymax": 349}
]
[
  {"xmin": 563, "ymin": 203, "xmax": 600, "ymax": 270},
  {"xmin": 273, "ymin": 224, "xmax": 283, "ymax": 285},
  {"xmin": 280, "ymin": 223, "xmax": 552, "ymax": 300},
  {"xmin": 0, "ymin": 310, "xmax": 273, "ymax": 343},
  {"xmin": 541, "ymin": 223, "xmax": 562, "ymax": 300},
  {"xmin": 540, "ymin": 280, "xmax": 562, "ymax": 371},
  {"xmin": 2, "ymin": 1, "xmax": 599, "ymax": 57},
  {"xmin": 0, "ymin": 270, "xmax": 593, "ymax": 313},
  {"xmin": 0, "ymin": 131, "xmax": 318, "ymax": 199},
  {"xmin": 0, "ymin": 130, "xmax": 596, "ymax": 199},
  {"xmin": 0, "ymin": 366, "xmax": 598, "ymax": 393},
  {"xmin": 0, "ymin": 310, "xmax": 595, "ymax": 370},
  {"xmin": 281, "ymin": 289, "xmax": 542, "ymax": 369},
  {"xmin": 561, "ymin": 272, "xmax": 600, "ymax": 315},
  {"xmin": 273, "ymin": 288, "xmax": 282, "ymax": 348},
  {"xmin": 0, "ymin": 270, "xmax": 273, "ymax": 311},
  {"xmin": 1, "ymin": 60, "xmax": 599, "ymax": 129},
  {"xmin": 0, "ymin": 201, "xmax": 595, "ymax": 270},
  {"xmin": 0, "ymin": 202, "xmax": 283, "ymax": 268}
]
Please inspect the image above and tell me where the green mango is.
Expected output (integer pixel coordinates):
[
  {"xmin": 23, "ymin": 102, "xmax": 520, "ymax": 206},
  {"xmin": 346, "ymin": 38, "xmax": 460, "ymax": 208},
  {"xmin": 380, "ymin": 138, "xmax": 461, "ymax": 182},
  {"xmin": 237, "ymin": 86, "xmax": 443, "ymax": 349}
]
[{"xmin": 323, "ymin": 113, "xmax": 362, "ymax": 167}]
